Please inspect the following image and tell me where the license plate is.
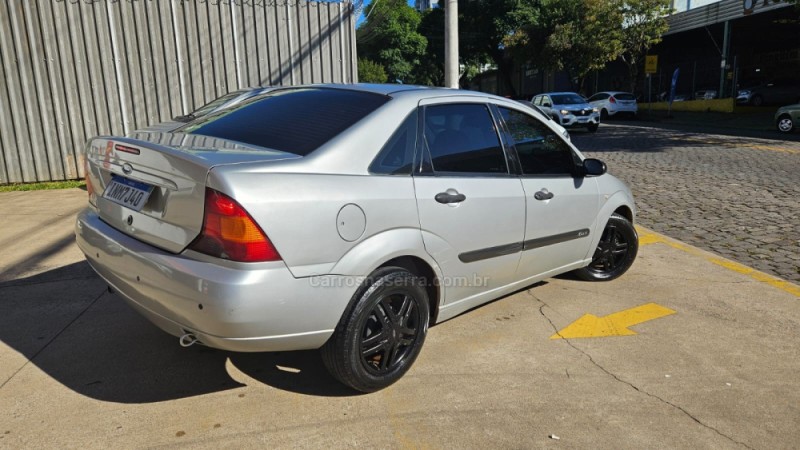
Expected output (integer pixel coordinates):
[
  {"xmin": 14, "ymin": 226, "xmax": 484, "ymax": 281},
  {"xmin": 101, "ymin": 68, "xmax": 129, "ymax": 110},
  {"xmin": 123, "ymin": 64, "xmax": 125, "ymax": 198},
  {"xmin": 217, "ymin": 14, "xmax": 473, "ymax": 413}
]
[
  {"xmin": 577, "ymin": 117, "xmax": 589, "ymax": 122},
  {"xmin": 103, "ymin": 176, "xmax": 154, "ymax": 211}
]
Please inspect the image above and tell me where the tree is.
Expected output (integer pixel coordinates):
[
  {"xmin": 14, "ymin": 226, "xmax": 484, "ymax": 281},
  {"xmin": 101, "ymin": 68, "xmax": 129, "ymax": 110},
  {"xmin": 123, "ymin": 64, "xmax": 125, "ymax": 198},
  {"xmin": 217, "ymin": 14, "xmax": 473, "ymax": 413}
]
[
  {"xmin": 416, "ymin": 7, "xmax": 445, "ymax": 86},
  {"xmin": 357, "ymin": 0, "xmax": 428, "ymax": 84},
  {"xmin": 615, "ymin": 0, "xmax": 671, "ymax": 92},
  {"xmin": 459, "ymin": 0, "xmax": 525, "ymax": 95},
  {"xmin": 505, "ymin": 0, "xmax": 623, "ymax": 94},
  {"xmin": 358, "ymin": 58, "xmax": 389, "ymax": 83}
]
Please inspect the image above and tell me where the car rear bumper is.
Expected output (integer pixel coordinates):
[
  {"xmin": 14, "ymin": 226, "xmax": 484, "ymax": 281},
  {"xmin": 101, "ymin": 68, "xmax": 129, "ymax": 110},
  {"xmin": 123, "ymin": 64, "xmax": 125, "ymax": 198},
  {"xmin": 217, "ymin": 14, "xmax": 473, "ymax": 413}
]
[{"xmin": 75, "ymin": 208, "xmax": 354, "ymax": 352}]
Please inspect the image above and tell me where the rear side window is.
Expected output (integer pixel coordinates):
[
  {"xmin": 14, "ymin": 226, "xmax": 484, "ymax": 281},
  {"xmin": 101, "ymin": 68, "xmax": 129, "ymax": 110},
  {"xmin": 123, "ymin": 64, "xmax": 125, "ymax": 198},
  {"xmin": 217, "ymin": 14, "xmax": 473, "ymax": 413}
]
[
  {"xmin": 181, "ymin": 88, "xmax": 389, "ymax": 156},
  {"xmin": 370, "ymin": 111, "xmax": 417, "ymax": 175},
  {"xmin": 424, "ymin": 104, "xmax": 507, "ymax": 174}
]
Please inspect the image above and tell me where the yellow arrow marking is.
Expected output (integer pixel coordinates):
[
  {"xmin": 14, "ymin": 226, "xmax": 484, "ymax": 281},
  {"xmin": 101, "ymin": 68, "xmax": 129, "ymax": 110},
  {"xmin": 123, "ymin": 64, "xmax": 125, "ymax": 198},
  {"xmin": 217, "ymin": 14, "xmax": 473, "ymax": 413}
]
[{"xmin": 550, "ymin": 303, "xmax": 676, "ymax": 339}]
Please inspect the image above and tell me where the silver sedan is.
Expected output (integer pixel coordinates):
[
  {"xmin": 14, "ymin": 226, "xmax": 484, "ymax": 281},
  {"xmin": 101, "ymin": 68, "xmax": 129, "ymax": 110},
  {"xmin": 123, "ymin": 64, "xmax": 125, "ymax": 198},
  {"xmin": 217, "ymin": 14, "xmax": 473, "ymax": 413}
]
[{"xmin": 76, "ymin": 84, "xmax": 638, "ymax": 392}]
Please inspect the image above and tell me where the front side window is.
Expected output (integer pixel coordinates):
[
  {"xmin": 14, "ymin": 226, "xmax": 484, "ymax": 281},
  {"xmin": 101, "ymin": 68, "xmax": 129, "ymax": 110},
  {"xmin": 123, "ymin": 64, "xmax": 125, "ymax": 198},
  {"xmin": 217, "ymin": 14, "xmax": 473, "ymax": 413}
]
[
  {"xmin": 498, "ymin": 107, "xmax": 577, "ymax": 176},
  {"xmin": 423, "ymin": 104, "xmax": 507, "ymax": 174}
]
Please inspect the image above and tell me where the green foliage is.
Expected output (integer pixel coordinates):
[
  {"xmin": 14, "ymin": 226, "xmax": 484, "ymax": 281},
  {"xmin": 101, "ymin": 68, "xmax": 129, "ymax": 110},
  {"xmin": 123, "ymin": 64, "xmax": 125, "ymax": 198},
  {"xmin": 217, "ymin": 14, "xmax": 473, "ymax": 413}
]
[
  {"xmin": 358, "ymin": 58, "xmax": 389, "ymax": 83},
  {"xmin": 0, "ymin": 180, "xmax": 85, "ymax": 192},
  {"xmin": 357, "ymin": 0, "xmax": 428, "ymax": 84},
  {"xmin": 505, "ymin": 0, "xmax": 624, "ymax": 93},
  {"xmin": 355, "ymin": 0, "xmax": 670, "ymax": 93},
  {"xmin": 415, "ymin": 7, "xmax": 445, "ymax": 86},
  {"xmin": 616, "ymin": 0, "xmax": 672, "ymax": 91}
]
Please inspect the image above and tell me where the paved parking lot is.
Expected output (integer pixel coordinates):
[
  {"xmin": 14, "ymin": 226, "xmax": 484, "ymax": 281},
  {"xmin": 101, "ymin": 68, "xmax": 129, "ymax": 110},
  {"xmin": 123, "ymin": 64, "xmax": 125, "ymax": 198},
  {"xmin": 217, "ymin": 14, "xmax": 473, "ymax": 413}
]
[
  {"xmin": 573, "ymin": 124, "xmax": 800, "ymax": 284},
  {"xmin": 1, "ymin": 187, "xmax": 798, "ymax": 449}
]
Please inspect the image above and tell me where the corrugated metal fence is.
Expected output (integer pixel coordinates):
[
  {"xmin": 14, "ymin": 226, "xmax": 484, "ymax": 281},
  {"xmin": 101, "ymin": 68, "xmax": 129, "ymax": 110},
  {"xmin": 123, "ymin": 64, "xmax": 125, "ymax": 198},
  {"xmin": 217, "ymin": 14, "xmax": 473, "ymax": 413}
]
[{"xmin": 0, "ymin": 0, "xmax": 358, "ymax": 184}]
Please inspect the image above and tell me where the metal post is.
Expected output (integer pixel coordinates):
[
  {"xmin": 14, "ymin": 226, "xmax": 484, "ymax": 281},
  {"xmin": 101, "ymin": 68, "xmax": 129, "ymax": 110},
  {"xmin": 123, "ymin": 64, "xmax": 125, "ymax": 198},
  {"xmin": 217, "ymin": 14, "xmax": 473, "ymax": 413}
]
[
  {"xmin": 719, "ymin": 20, "xmax": 730, "ymax": 98},
  {"xmin": 444, "ymin": 0, "xmax": 459, "ymax": 89},
  {"xmin": 691, "ymin": 60, "xmax": 696, "ymax": 99},
  {"xmin": 648, "ymin": 74, "xmax": 652, "ymax": 115}
]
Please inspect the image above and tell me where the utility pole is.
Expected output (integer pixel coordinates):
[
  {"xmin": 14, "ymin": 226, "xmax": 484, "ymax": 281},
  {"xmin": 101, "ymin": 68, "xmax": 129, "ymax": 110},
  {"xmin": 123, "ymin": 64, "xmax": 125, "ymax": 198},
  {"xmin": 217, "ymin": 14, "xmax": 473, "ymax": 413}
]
[{"xmin": 444, "ymin": 0, "xmax": 459, "ymax": 88}]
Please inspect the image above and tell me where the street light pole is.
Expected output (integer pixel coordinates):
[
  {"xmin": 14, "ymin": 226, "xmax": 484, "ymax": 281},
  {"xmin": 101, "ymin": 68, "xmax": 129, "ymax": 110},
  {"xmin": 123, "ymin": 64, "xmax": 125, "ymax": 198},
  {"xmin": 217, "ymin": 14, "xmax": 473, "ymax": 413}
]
[{"xmin": 444, "ymin": 0, "xmax": 459, "ymax": 88}]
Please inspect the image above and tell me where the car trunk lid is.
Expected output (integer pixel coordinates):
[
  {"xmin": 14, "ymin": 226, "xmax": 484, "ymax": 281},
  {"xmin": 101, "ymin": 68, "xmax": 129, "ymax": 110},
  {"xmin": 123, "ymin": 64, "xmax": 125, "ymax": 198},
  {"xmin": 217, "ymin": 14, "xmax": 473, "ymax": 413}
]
[{"xmin": 85, "ymin": 132, "xmax": 300, "ymax": 253}]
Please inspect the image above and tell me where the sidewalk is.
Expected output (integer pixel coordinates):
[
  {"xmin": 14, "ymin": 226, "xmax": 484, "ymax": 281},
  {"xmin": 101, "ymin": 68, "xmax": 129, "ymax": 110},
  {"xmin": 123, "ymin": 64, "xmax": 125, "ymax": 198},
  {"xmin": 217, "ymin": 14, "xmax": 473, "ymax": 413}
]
[{"xmin": 1, "ymin": 189, "xmax": 799, "ymax": 448}]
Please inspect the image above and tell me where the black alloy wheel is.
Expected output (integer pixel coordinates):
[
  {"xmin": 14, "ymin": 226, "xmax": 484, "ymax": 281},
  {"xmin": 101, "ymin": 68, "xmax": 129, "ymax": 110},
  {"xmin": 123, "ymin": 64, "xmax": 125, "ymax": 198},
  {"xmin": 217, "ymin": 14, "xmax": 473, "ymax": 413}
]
[
  {"xmin": 359, "ymin": 293, "xmax": 421, "ymax": 376},
  {"xmin": 322, "ymin": 267, "xmax": 429, "ymax": 392},
  {"xmin": 574, "ymin": 213, "xmax": 638, "ymax": 281}
]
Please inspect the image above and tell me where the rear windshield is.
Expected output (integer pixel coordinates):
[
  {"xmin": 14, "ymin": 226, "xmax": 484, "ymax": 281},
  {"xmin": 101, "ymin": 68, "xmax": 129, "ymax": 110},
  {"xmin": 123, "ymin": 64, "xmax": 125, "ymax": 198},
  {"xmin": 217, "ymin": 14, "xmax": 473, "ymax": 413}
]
[
  {"xmin": 180, "ymin": 88, "xmax": 390, "ymax": 156},
  {"xmin": 613, "ymin": 93, "xmax": 636, "ymax": 100}
]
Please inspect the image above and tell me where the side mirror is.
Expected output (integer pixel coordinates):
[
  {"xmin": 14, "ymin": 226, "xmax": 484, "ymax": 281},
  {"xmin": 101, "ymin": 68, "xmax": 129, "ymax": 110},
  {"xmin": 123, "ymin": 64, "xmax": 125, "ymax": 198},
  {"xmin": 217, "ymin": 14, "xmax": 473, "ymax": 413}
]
[
  {"xmin": 582, "ymin": 158, "xmax": 607, "ymax": 176},
  {"xmin": 542, "ymin": 102, "xmax": 552, "ymax": 108}
]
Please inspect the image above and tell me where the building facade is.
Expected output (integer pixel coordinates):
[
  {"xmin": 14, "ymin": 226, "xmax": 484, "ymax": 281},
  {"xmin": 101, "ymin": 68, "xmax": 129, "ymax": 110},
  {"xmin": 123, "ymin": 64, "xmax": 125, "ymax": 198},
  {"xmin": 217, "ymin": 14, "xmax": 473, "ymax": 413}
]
[{"xmin": 0, "ymin": 0, "xmax": 358, "ymax": 184}]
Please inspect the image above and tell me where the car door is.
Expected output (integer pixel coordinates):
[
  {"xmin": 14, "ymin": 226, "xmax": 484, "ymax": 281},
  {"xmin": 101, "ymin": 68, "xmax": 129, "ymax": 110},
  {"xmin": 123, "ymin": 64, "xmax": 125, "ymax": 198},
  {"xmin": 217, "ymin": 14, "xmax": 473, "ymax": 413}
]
[
  {"xmin": 413, "ymin": 100, "xmax": 526, "ymax": 305},
  {"xmin": 496, "ymin": 105, "xmax": 600, "ymax": 278}
]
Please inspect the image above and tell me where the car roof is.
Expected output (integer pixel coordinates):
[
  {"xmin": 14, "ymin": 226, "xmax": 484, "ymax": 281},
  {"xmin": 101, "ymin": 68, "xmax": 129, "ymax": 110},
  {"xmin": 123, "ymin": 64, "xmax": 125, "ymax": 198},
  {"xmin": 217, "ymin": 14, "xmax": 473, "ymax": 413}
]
[{"xmin": 282, "ymin": 83, "xmax": 521, "ymax": 104}]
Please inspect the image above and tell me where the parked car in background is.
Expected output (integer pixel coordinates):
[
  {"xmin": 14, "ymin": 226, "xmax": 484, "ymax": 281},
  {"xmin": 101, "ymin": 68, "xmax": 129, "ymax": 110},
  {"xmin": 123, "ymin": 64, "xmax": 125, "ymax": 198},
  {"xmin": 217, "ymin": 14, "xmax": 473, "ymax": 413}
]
[
  {"xmin": 77, "ymin": 84, "xmax": 638, "ymax": 392},
  {"xmin": 693, "ymin": 88, "xmax": 718, "ymax": 100},
  {"xmin": 775, "ymin": 103, "xmax": 800, "ymax": 133},
  {"xmin": 737, "ymin": 79, "xmax": 800, "ymax": 106},
  {"xmin": 531, "ymin": 92, "xmax": 600, "ymax": 132},
  {"xmin": 139, "ymin": 86, "xmax": 275, "ymax": 132},
  {"xmin": 658, "ymin": 91, "xmax": 689, "ymax": 102},
  {"xmin": 587, "ymin": 91, "xmax": 638, "ymax": 119},
  {"xmin": 515, "ymin": 100, "xmax": 571, "ymax": 140}
]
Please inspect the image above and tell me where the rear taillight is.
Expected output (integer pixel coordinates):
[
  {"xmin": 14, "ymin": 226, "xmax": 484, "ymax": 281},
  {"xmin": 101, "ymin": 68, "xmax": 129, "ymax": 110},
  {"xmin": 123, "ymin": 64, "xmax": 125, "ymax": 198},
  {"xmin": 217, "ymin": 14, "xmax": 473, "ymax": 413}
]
[
  {"xmin": 189, "ymin": 188, "xmax": 281, "ymax": 262},
  {"xmin": 84, "ymin": 158, "xmax": 96, "ymax": 206},
  {"xmin": 609, "ymin": 96, "xmax": 617, "ymax": 104}
]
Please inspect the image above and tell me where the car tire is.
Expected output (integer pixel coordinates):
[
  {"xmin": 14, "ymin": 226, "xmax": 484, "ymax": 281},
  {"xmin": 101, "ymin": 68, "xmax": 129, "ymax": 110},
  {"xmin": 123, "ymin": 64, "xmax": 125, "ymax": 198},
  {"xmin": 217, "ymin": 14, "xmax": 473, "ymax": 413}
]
[
  {"xmin": 752, "ymin": 95, "xmax": 763, "ymax": 107},
  {"xmin": 321, "ymin": 266, "xmax": 429, "ymax": 393},
  {"xmin": 777, "ymin": 114, "xmax": 794, "ymax": 133},
  {"xmin": 573, "ymin": 213, "xmax": 638, "ymax": 282},
  {"xmin": 600, "ymin": 109, "xmax": 609, "ymax": 120},
  {"xmin": 587, "ymin": 123, "xmax": 599, "ymax": 133}
]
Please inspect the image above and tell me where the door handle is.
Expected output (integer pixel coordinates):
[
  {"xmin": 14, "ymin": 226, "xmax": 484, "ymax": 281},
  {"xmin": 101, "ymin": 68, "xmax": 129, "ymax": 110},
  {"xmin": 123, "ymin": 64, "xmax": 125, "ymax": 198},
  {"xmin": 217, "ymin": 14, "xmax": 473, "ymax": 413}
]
[
  {"xmin": 435, "ymin": 191, "xmax": 467, "ymax": 204},
  {"xmin": 534, "ymin": 190, "xmax": 554, "ymax": 201}
]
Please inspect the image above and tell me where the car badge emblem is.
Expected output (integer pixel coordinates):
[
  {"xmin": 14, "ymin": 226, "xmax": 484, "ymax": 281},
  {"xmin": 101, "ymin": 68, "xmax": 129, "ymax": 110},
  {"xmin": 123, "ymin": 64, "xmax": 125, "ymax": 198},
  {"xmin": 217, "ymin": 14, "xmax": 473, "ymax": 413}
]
[{"xmin": 122, "ymin": 163, "xmax": 133, "ymax": 175}]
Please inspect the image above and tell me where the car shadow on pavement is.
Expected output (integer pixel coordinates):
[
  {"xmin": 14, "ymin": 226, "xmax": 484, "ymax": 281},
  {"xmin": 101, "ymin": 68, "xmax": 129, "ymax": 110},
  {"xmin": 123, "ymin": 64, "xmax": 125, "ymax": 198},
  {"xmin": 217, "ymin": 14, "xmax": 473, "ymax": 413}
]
[
  {"xmin": 0, "ymin": 261, "xmax": 358, "ymax": 402},
  {"xmin": 231, "ymin": 352, "xmax": 361, "ymax": 397}
]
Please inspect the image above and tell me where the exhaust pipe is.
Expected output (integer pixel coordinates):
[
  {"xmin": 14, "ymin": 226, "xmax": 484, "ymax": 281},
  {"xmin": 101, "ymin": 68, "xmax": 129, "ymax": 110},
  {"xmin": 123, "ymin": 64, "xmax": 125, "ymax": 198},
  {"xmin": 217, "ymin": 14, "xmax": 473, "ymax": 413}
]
[{"xmin": 179, "ymin": 333, "xmax": 199, "ymax": 348}]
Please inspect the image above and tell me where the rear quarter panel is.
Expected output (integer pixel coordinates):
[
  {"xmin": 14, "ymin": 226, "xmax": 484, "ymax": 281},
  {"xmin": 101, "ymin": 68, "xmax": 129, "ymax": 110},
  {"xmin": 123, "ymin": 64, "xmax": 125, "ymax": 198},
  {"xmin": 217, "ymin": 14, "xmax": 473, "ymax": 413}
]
[{"xmin": 206, "ymin": 171, "xmax": 420, "ymax": 278}]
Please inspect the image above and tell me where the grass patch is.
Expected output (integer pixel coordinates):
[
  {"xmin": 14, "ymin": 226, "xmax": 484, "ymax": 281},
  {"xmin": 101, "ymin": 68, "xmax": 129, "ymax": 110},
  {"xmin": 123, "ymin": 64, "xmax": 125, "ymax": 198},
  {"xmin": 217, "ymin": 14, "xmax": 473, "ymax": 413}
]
[{"xmin": 0, "ymin": 180, "xmax": 86, "ymax": 192}]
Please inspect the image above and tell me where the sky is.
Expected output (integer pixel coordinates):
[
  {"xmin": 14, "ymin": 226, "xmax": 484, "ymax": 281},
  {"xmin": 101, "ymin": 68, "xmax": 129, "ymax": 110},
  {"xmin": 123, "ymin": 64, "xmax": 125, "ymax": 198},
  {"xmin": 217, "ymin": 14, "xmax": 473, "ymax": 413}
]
[{"xmin": 356, "ymin": 0, "xmax": 428, "ymax": 26}]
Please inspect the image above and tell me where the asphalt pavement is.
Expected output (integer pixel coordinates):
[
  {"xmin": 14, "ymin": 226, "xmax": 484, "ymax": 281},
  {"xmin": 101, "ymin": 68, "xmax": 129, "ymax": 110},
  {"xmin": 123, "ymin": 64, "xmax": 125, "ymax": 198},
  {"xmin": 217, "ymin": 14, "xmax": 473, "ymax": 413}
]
[{"xmin": 1, "ymin": 182, "xmax": 799, "ymax": 448}]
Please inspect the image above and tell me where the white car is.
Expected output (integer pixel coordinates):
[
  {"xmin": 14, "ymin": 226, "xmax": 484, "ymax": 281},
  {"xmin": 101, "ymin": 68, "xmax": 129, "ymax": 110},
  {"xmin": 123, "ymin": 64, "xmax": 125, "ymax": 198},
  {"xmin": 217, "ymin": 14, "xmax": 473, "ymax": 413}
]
[
  {"xmin": 531, "ymin": 92, "xmax": 600, "ymax": 133},
  {"xmin": 588, "ymin": 91, "xmax": 638, "ymax": 119}
]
